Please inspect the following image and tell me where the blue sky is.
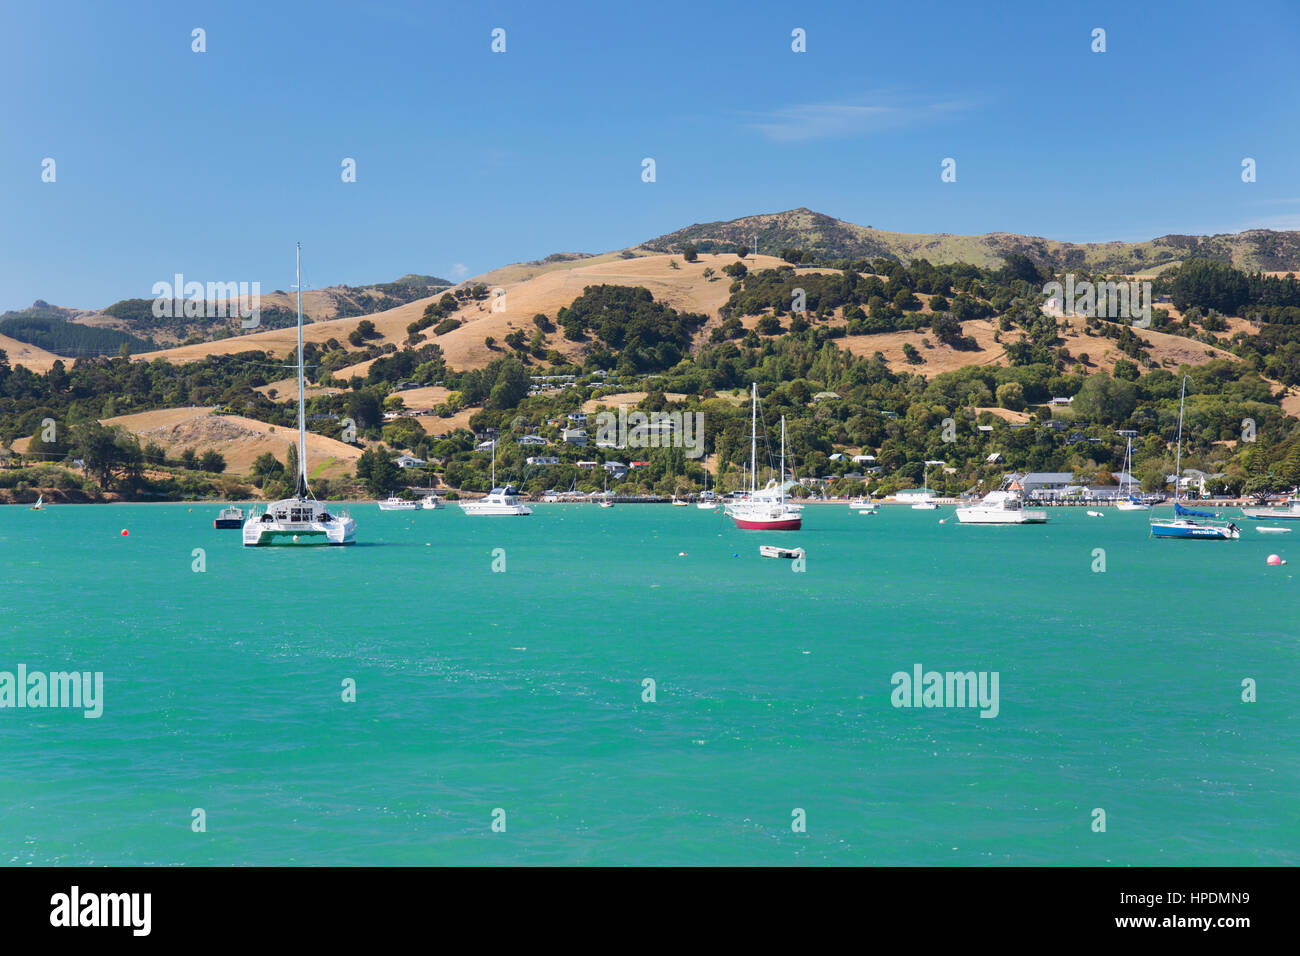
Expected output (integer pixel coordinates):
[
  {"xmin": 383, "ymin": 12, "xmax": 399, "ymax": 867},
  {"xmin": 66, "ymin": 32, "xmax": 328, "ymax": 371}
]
[{"xmin": 2, "ymin": 0, "xmax": 1298, "ymax": 310}]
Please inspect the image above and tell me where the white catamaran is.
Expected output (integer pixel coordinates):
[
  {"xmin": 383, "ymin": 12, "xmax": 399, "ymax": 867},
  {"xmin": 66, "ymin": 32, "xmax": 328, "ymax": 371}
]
[{"xmin": 242, "ymin": 245, "xmax": 356, "ymax": 546}]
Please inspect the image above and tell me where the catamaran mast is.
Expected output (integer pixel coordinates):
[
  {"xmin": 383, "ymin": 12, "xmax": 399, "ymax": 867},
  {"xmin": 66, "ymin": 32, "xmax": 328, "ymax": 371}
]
[
  {"xmin": 295, "ymin": 242, "xmax": 308, "ymax": 498},
  {"xmin": 1174, "ymin": 375, "xmax": 1186, "ymax": 505}
]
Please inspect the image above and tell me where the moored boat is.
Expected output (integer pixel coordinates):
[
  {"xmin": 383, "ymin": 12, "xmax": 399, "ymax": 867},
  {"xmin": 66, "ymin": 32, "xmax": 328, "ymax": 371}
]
[
  {"xmin": 1241, "ymin": 502, "xmax": 1300, "ymax": 521},
  {"xmin": 378, "ymin": 495, "xmax": 419, "ymax": 511},
  {"xmin": 759, "ymin": 545, "xmax": 805, "ymax": 559},
  {"xmin": 1150, "ymin": 377, "xmax": 1238, "ymax": 541},
  {"xmin": 726, "ymin": 386, "xmax": 803, "ymax": 531},
  {"xmin": 243, "ymin": 245, "xmax": 356, "ymax": 547},
  {"xmin": 214, "ymin": 505, "xmax": 244, "ymax": 528},
  {"xmin": 955, "ymin": 490, "xmax": 1047, "ymax": 524}
]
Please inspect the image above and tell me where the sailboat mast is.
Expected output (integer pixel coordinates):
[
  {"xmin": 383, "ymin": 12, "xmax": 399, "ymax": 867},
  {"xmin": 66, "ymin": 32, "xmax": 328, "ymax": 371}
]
[
  {"xmin": 1174, "ymin": 376, "xmax": 1185, "ymax": 504},
  {"xmin": 295, "ymin": 242, "xmax": 308, "ymax": 497},
  {"xmin": 780, "ymin": 416, "xmax": 786, "ymax": 504},
  {"xmin": 750, "ymin": 382, "xmax": 757, "ymax": 494}
]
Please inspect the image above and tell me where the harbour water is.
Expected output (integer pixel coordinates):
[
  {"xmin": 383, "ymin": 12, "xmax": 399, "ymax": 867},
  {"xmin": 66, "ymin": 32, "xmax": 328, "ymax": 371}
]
[{"xmin": 1, "ymin": 503, "xmax": 1295, "ymax": 865}]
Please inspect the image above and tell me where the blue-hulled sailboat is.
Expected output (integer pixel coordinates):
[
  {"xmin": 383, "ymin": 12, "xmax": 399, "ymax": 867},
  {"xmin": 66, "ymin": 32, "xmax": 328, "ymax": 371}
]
[{"xmin": 1150, "ymin": 376, "xmax": 1239, "ymax": 540}]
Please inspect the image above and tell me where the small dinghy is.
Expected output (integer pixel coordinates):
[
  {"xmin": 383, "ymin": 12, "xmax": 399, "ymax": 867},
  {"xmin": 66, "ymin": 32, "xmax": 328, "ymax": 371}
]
[
  {"xmin": 1256, "ymin": 526, "xmax": 1292, "ymax": 534},
  {"xmin": 759, "ymin": 545, "xmax": 805, "ymax": 559},
  {"xmin": 1086, "ymin": 510, "xmax": 1104, "ymax": 517}
]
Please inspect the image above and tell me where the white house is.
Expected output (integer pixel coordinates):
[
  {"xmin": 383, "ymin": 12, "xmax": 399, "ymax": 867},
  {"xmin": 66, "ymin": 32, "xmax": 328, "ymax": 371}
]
[
  {"xmin": 517, "ymin": 435, "xmax": 548, "ymax": 446},
  {"xmin": 561, "ymin": 428, "xmax": 588, "ymax": 446},
  {"xmin": 526, "ymin": 456, "xmax": 560, "ymax": 466},
  {"xmin": 394, "ymin": 454, "xmax": 426, "ymax": 468}
]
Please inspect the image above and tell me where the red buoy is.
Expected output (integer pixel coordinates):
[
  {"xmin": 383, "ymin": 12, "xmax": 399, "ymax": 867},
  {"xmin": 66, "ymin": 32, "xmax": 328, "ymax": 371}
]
[{"xmin": 121, "ymin": 529, "xmax": 129, "ymax": 536}]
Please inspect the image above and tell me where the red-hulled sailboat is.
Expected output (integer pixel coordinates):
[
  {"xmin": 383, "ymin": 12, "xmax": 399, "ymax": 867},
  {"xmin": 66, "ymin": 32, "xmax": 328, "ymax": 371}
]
[{"xmin": 726, "ymin": 383, "xmax": 803, "ymax": 531}]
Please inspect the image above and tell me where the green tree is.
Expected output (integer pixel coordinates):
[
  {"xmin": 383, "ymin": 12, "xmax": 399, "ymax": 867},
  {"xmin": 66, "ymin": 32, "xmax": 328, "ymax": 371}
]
[
  {"xmin": 199, "ymin": 450, "xmax": 226, "ymax": 473},
  {"xmin": 996, "ymin": 381, "xmax": 1026, "ymax": 411}
]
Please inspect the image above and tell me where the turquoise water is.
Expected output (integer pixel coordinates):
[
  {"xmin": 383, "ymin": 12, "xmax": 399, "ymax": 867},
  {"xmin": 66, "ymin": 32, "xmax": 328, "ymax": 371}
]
[{"xmin": 1, "ymin": 502, "xmax": 1296, "ymax": 866}]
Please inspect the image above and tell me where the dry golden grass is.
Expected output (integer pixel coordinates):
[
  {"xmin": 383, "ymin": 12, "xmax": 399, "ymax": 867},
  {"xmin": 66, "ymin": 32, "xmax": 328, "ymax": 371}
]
[
  {"xmin": 581, "ymin": 391, "xmax": 687, "ymax": 413},
  {"xmin": 100, "ymin": 406, "xmax": 360, "ymax": 479},
  {"xmin": 0, "ymin": 333, "xmax": 63, "ymax": 373}
]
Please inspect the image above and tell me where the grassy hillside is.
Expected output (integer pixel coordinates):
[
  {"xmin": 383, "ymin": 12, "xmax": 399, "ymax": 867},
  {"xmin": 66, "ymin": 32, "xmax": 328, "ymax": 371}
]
[{"xmin": 641, "ymin": 208, "xmax": 1300, "ymax": 274}]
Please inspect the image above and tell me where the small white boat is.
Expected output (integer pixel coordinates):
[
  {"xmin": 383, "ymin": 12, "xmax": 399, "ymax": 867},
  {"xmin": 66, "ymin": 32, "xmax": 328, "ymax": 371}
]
[
  {"xmin": 1086, "ymin": 510, "xmax": 1104, "ymax": 517},
  {"xmin": 214, "ymin": 505, "xmax": 244, "ymax": 528},
  {"xmin": 420, "ymin": 495, "xmax": 444, "ymax": 510},
  {"xmin": 29, "ymin": 494, "xmax": 45, "ymax": 511},
  {"xmin": 671, "ymin": 496, "xmax": 690, "ymax": 507},
  {"xmin": 759, "ymin": 545, "xmax": 805, "ymax": 559},
  {"xmin": 849, "ymin": 497, "xmax": 878, "ymax": 512},
  {"xmin": 378, "ymin": 495, "xmax": 419, "ymax": 511},
  {"xmin": 1242, "ymin": 502, "xmax": 1300, "ymax": 521},
  {"xmin": 1256, "ymin": 526, "xmax": 1292, "ymax": 534}
]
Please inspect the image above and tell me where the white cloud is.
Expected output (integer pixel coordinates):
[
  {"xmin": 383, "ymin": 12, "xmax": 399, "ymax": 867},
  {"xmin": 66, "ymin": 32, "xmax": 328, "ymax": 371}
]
[
  {"xmin": 451, "ymin": 263, "xmax": 468, "ymax": 278},
  {"xmin": 746, "ymin": 95, "xmax": 973, "ymax": 143}
]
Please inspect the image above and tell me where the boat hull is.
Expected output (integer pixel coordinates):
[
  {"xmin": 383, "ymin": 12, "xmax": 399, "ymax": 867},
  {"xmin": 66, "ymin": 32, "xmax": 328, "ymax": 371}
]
[
  {"xmin": 242, "ymin": 518, "xmax": 356, "ymax": 546},
  {"xmin": 1151, "ymin": 521, "xmax": 1238, "ymax": 539},
  {"xmin": 1241, "ymin": 509, "xmax": 1300, "ymax": 521},
  {"xmin": 731, "ymin": 515, "xmax": 802, "ymax": 531},
  {"xmin": 954, "ymin": 509, "xmax": 1047, "ymax": 524},
  {"xmin": 213, "ymin": 519, "xmax": 243, "ymax": 529},
  {"xmin": 459, "ymin": 504, "xmax": 533, "ymax": 516}
]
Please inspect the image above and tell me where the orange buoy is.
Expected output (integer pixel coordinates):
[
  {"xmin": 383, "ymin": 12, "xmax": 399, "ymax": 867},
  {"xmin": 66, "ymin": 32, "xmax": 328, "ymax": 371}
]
[
  {"xmin": 1267, "ymin": 553, "xmax": 1286, "ymax": 565},
  {"xmin": 120, "ymin": 529, "xmax": 129, "ymax": 536}
]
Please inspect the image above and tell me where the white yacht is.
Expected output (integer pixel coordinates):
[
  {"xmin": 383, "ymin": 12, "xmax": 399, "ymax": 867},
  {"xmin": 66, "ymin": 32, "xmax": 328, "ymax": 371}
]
[
  {"xmin": 955, "ymin": 490, "xmax": 1048, "ymax": 525},
  {"xmin": 243, "ymin": 245, "xmax": 356, "ymax": 546},
  {"xmin": 911, "ymin": 462, "xmax": 940, "ymax": 510},
  {"xmin": 378, "ymin": 495, "xmax": 419, "ymax": 511},
  {"xmin": 460, "ymin": 485, "xmax": 532, "ymax": 516},
  {"xmin": 1115, "ymin": 437, "xmax": 1150, "ymax": 511},
  {"xmin": 420, "ymin": 494, "xmax": 445, "ymax": 510},
  {"xmin": 459, "ymin": 439, "xmax": 532, "ymax": 516}
]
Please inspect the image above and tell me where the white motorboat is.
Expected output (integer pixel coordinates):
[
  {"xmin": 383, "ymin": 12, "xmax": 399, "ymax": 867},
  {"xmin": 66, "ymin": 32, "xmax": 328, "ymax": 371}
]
[
  {"xmin": 955, "ymin": 490, "xmax": 1048, "ymax": 525},
  {"xmin": 849, "ymin": 497, "xmax": 878, "ymax": 513},
  {"xmin": 1241, "ymin": 501, "xmax": 1300, "ymax": 521},
  {"xmin": 420, "ymin": 494, "xmax": 445, "ymax": 510},
  {"xmin": 1256, "ymin": 526, "xmax": 1292, "ymax": 534},
  {"xmin": 214, "ymin": 505, "xmax": 244, "ymax": 528},
  {"xmin": 243, "ymin": 245, "xmax": 355, "ymax": 547},
  {"xmin": 378, "ymin": 495, "xmax": 419, "ymax": 511},
  {"xmin": 459, "ymin": 438, "xmax": 532, "ymax": 515},
  {"xmin": 460, "ymin": 486, "xmax": 532, "ymax": 516}
]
